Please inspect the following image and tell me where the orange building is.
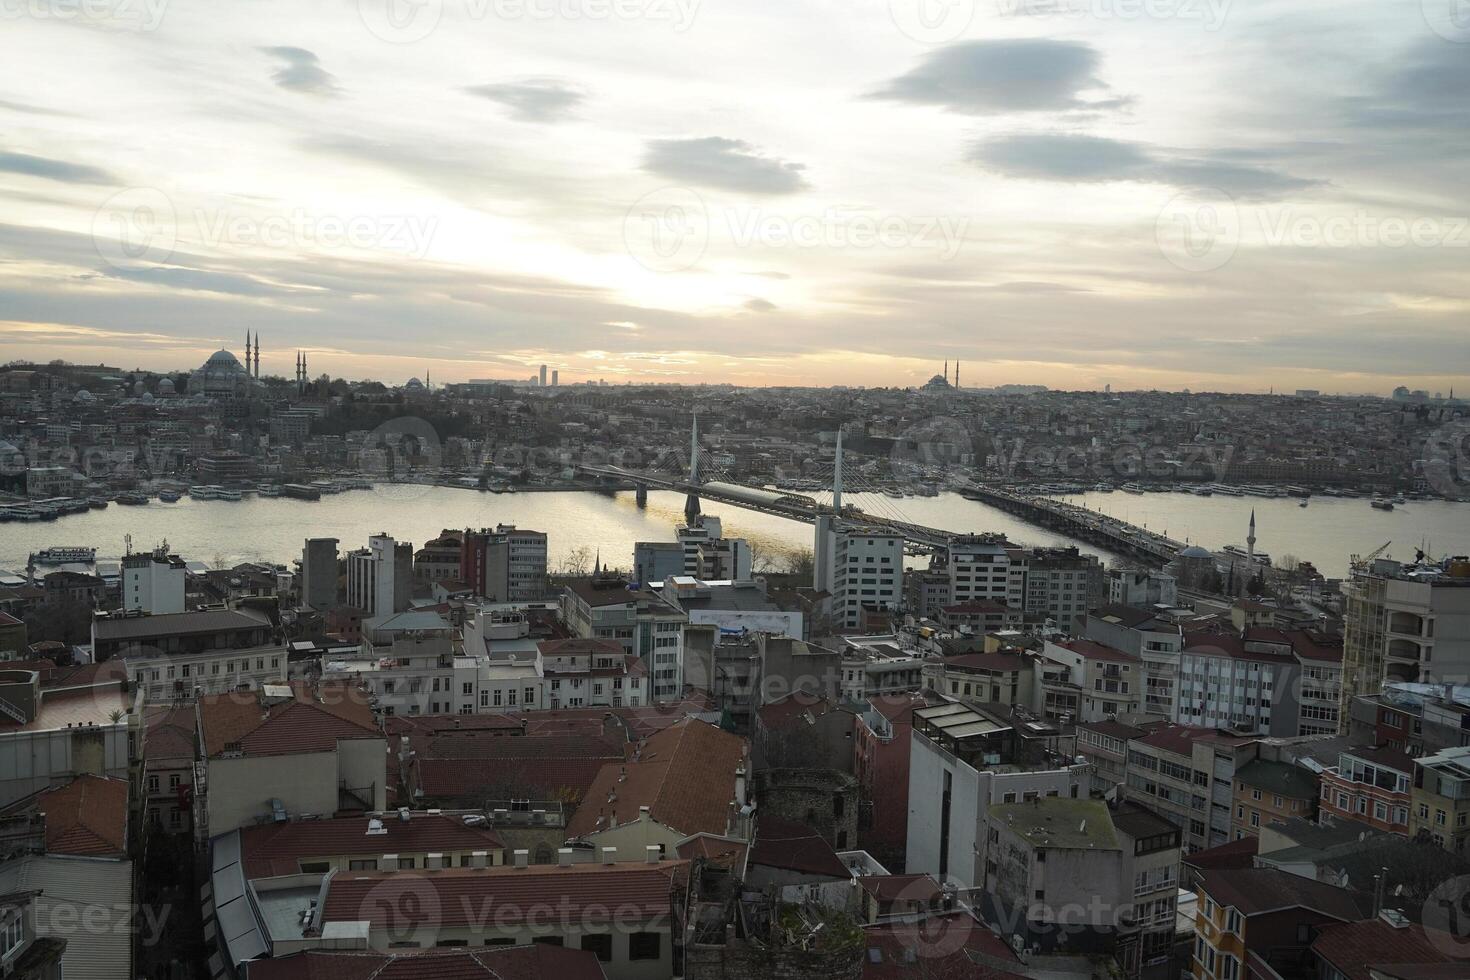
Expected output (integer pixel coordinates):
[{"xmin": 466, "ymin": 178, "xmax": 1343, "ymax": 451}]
[
  {"xmin": 1230, "ymin": 758, "xmax": 1317, "ymax": 839},
  {"xmin": 1317, "ymin": 745, "xmax": 1413, "ymax": 835},
  {"xmin": 1192, "ymin": 868, "xmax": 1363, "ymax": 980}
]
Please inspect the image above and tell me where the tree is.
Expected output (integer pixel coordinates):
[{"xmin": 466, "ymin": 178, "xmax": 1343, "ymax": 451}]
[
  {"xmin": 557, "ymin": 546, "xmax": 595, "ymax": 576},
  {"xmin": 781, "ymin": 548, "xmax": 815, "ymax": 579}
]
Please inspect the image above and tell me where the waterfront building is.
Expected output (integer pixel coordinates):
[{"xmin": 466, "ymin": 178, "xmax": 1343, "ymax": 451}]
[
  {"xmin": 460, "ymin": 525, "xmax": 548, "ymax": 602},
  {"xmin": 121, "ymin": 549, "xmax": 185, "ymax": 615},
  {"xmin": 299, "ymin": 537, "xmax": 339, "ymax": 611},
  {"xmin": 346, "ymin": 533, "xmax": 412, "ymax": 620}
]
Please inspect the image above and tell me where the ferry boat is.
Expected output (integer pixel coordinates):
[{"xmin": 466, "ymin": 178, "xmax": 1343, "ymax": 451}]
[
  {"xmin": 158, "ymin": 490, "xmax": 181, "ymax": 503},
  {"xmin": 115, "ymin": 492, "xmax": 149, "ymax": 505},
  {"xmin": 257, "ymin": 484, "xmax": 283, "ymax": 498},
  {"xmin": 1093, "ymin": 483, "xmax": 1113, "ymax": 492},
  {"xmin": 282, "ymin": 484, "xmax": 322, "ymax": 501},
  {"xmin": 88, "ymin": 496, "xmax": 109, "ymax": 509},
  {"xmin": 190, "ymin": 486, "xmax": 219, "ymax": 500},
  {"xmin": 1299, "ymin": 499, "xmax": 1308, "ymax": 508},
  {"xmin": 1210, "ymin": 484, "xmax": 1244, "ymax": 496},
  {"xmin": 1370, "ymin": 498, "xmax": 1394, "ymax": 511},
  {"xmin": 1121, "ymin": 483, "xmax": 1146, "ymax": 494},
  {"xmin": 0, "ymin": 506, "xmax": 44, "ymax": 522},
  {"xmin": 34, "ymin": 546, "xmax": 97, "ymax": 564},
  {"xmin": 1391, "ymin": 494, "xmax": 1407, "ymax": 505},
  {"xmin": 216, "ymin": 488, "xmax": 243, "ymax": 501}
]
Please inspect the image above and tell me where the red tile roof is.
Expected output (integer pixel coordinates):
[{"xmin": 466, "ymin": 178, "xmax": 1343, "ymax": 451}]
[
  {"xmin": 566, "ymin": 719, "xmax": 747, "ymax": 840},
  {"xmin": 242, "ymin": 942, "xmax": 607, "ymax": 980},
  {"xmin": 239, "ymin": 815, "xmax": 505, "ymax": 878},
  {"xmin": 321, "ymin": 863, "xmax": 680, "ymax": 930},
  {"xmin": 1182, "ymin": 835, "xmax": 1260, "ymax": 871},
  {"xmin": 1134, "ymin": 723, "xmax": 1253, "ymax": 756},
  {"xmin": 1058, "ymin": 638, "xmax": 1138, "ymax": 663},
  {"xmin": 1309, "ymin": 917, "xmax": 1459, "ymax": 980},
  {"xmin": 35, "ymin": 775, "xmax": 129, "ymax": 857},
  {"xmin": 857, "ymin": 873, "xmax": 942, "ymax": 904},
  {"xmin": 750, "ymin": 817, "xmax": 848, "ymax": 878},
  {"xmin": 756, "ymin": 690, "xmax": 843, "ymax": 730},
  {"xmin": 862, "ymin": 914, "xmax": 1026, "ymax": 980},
  {"xmin": 199, "ymin": 684, "xmax": 379, "ymax": 758}
]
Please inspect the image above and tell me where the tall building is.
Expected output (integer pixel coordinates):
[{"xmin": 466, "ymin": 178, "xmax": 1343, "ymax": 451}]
[
  {"xmin": 460, "ymin": 525, "xmax": 548, "ymax": 602},
  {"xmin": 676, "ymin": 515, "xmax": 752, "ymax": 581},
  {"xmin": 301, "ymin": 537, "xmax": 339, "ymax": 611},
  {"xmin": 538, "ymin": 364, "xmax": 547, "ymax": 387},
  {"xmin": 551, "ymin": 369, "xmax": 558, "ymax": 386},
  {"xmin": 1339, "ymin": 556, "xmax": 1470, "ymax": 729},
  {"xmin": 122, "ymin": 549, "xmax": 185, "ymax": 615},
  {"xmin": 633, "ymin": 541, "xmax": 685, "ymax": 586},
  {"xmin": 346, "ymin": 533, "xmax": 411, "ymax": 619},
  {"xmin": 813, "ymin": 428, "xmax": 902, "ymax": 630}
]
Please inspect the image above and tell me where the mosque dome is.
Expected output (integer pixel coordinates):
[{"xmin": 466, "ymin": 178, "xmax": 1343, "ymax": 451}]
[
  {"xmin": 1178, "ymin": 545, "xmax": 1213, "ymax": 559},
  {"xmin": 158, "ymin": 377, "xmax": 176, "ymax": 393},
  {"xmin": 204, "ymin": 349, "xmax": 244, "ymax": 373},
  {"xmin": 405, "ymin": 377, "xmax": 424, "ymax": 390},
  {"xmin": 74, "ymin": 389, "xmax": 95, "ymax": 402}
]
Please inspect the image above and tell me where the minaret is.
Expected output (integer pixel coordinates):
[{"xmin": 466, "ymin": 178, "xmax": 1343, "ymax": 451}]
[
  {"xmin": 253, "ymin": 333, "xmax": 260, "ymax": 378},
  {"xmin": 1247, "ymin": 509, "xmax": 1257, "ymax": 563},
  {"xmin": 684, "ymin": 414, "xmax": 701, "ymax": 524},
  {"xmin": 955, "ymin": 361, "xmax": 960, "ymax": 389},
  {"xmin": 944, "ymin": 359, "xmax": 948, "ymax": 385}
]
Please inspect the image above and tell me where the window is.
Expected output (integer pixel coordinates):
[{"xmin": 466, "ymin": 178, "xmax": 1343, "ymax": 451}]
[
  {"xmin": 629, "ymin": 932, "xmax": 661, "ymax": 960},
  {"xmin": 1220, "ymin": 953, "xmax": 1240, "ymax": 980},
  {"xmin": 531, "ymin": 936, "xmax": 564, "ymax": 947},
  {"xmin": 299, "ymin": 861, "xmax": 330, "ymax": 873},
  {"xmin": 581, "ymin": 934, "xmax": 613, "ymax": 962},
  {"xmin": 1225, "ymin": 908, "xmax": 1241, "ymax": 934},
  {"xmin": 349, "ymin": 859, "xmax": 378, "ymax": 870},
  {"xmin": 398, "ymin": 857, "xmax": 416, "ymax": 869}
]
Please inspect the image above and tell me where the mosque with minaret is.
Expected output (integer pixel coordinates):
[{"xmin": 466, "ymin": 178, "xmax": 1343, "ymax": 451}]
[{"xmin": 187, "ymin": 333, "xmax": 313, "ymax": 398}]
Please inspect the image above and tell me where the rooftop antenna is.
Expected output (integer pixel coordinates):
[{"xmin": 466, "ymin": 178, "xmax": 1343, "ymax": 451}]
[{"xmin": 124, "ymin": 533, "xmax": 132, "ymax": 557}]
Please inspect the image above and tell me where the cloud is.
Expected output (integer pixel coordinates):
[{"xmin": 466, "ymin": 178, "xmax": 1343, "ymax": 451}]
[
  {"xmin": 0, "ymin": 150, "xmax": 114, "ymax": 185},
  {"xmin": 0, "ymin": 99, "xmax": 74, "ymax": 117},
  {"xmin": 968, "ymin": 133, "xmax": 1320, "ymax": 199},
  {"xmin": 642, "ymin": 137, "xmax": 809, "ymax": 195},
  {"xmin": 260, "ymin": 47, "xmax": 340, "ymax": 97},
  {"xmin": 743, "ymin": 298, "xmax": 777, "ymax": 313},
  {"xmin": 869, "ymin": 39, "xmax": 1127, "ymax": 115},
  {"xmin": 464, "ymin": 78, "xmax": 587, "ymax": 122}
]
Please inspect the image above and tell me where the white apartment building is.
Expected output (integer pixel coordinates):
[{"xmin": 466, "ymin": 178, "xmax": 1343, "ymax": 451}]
[
  {"xmin": 676, "ymin": 515, "xmax": 752, "ymax": 581},
  {"xmin": 562, "ymin": 579, "xmax": 687, "ymax": 700},
  {"xmin": 122, "ymin": 550, "xmax": 186, "ymax": 615},
  {"xmin": 127, "ymin": 644, "xmax": 287, "ymax": 702},
  {"xmin": 346, "ymin": 533, "xmax": 410, "ymax": 620},
  {"xmin": 815, "ymin": 518, "xmax": 903, "ymax": 630},
  {"xmin": 948, "ymin": 536, "xmax": 1018, "ymax": 609}
]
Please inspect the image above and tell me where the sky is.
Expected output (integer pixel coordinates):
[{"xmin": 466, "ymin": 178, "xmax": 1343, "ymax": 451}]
[{"xmin": 0, "ymin": 0, "xmax": 1467, "ymax": 393}]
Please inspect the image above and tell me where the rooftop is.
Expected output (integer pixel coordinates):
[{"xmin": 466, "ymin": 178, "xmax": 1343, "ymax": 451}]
[
  {"xmin": 241, "ymin": 941, "xmax": 608, "ymax": 980},
  {"xmin": 1234, "ymin": 758, "xmax": 1319, "ymax": 800},
  {"xmin": 1310, "ymin": 916, "xmax": 1460, "ymax": 980},
  {"xmin": 1196, "ymin": 868, "xmax": 1365, "ymax": 920},
  {"xmin": 239, "ymin": 814, "xmax": 506, "ymax": 878},
  {"xmin": 989, "ymin": 798, "xmax": 1119, "ymax": 851}
]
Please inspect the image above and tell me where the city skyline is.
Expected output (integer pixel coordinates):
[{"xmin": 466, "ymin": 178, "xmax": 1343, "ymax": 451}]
[{"xmin": 2, "ymin": 2, "xmax": 1468, "ymax": 393}]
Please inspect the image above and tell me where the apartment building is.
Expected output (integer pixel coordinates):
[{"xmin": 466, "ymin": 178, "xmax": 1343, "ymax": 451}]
[
  {"xmin": 1410, "ymin": 744, "xmax": 1470, "ymax": 853},
  {"xmin": 300, "ymin": 537, "xmax": 339, "ymax": 611},
  {"xmin": 346, "ymin": 533, "xmax": 412, "ymax": 620},
  {"xmin": 562, "ymin": 578, "xmax": 687, "ymax": 700},
  {"xmin": 1040, "ymin": 638, "xmax": 1141, "ymax": 722},
  {"xmin": 460, "ymin": 525, "xmax": 548, "ymax": 601},
  {"xmin": 1190, "ymin": 868, "xmax": 1363, "ymax": 980},
  {"xmin": 121, "ymin": 549, "xmax": 185, "ymax": 614},
  {"xmin": 906, "ymin": 700, "xmax": 1090, "ymax": 890},
  {"xmin": 1230, "ymin": 758, "xmax": 1319, "ymax": 839},
  {"xmin": 1340, "ymin": 557, "xmax": 1470, "ymax": 722},
  {"xmin": 92, "ymin": 606, "xmax": 273, "ymax": 660},
  {"xmin": 1175, "ymin": 631, "xmax": 1301, "ymax": 736},
  {"xmin": 1317, "ymin": 745, "xmax": 1413, "ymax": 835},
  {"xmin": 1084, "ymin": 605, "xmax": 1186, "ymax": 721},
  {"xmin": 814, "ymin": 518, "xmax": 904, "ymax": 631},
  {"xmin": 676, "ymin": 514, "xmax": 751, "ymax": 581},
  {"xmin": 1123, "ymin": 724, "xmax": 1257, "ymax": 853},
  {"xmin": 922, "ymin": 650, "xmax": 1035, "ymax": 708},
  {"xmin": 1077, "ymin": 718, "xmax": 1148, "ymax": 795}
]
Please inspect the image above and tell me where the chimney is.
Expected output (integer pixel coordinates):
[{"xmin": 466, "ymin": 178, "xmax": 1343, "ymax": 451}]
[
  {"xmin": 645, "ymin": 844, "xmax": 660, "ymax": 864},
  {"xmin": 513, "ymin": 849, "xmax": 529, "ymax": 869},
  {"xmin": 558, "ymin": 848, "xmax": 575, "ymax": 867},
  {"xmin": 638, "ymin": 805, "xmax": 651, "ymax": 819},
  {"xmin": 601, "ymin": 846, "xmax": 617, "ymax": 865}
]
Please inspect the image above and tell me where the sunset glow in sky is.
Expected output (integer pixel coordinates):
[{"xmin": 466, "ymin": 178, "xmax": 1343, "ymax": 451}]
[{"xmin": 1, "ymin": 0, "xmax": 1467, "ymax": 392}]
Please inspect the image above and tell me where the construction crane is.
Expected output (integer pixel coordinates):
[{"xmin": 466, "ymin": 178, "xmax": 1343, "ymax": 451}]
[{"xmin": 1350, "ymin": 541, "xmax": 1391, "ymax": 572}]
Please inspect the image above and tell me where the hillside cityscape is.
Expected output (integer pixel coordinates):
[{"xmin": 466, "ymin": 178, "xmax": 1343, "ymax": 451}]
[{"xmin": 4, "ymin": 0, "xmax": 1470, "ymax": 978}]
